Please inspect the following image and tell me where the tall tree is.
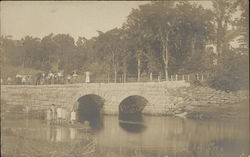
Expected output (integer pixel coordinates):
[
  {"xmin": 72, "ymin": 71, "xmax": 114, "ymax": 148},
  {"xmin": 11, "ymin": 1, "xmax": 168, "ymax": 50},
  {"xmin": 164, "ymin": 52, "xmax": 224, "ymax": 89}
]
[
  {"xmin": 94, "ymin": 29, "xmax": 125, "ymax": 82},
  {"xmin": 126, "ymin": 1, "xmax": 177, "ymax": 80},
  {"xmin": 52, "ymin": 34, "xmax": 76, "ymax": 73},
  {"xmin": 212, "ymin": 0, "xmax": 238, "ymax": 55},
  {"xmin": 39, "ymin": 33, "xmax": 57, "ymax": 71},
  {"xmin": 20, "ymin": 36, "xmax": 41, "ymax": 68},
  {"xmin": 125, "ymin": 1, "xmax": 214, "ymax": 78}
]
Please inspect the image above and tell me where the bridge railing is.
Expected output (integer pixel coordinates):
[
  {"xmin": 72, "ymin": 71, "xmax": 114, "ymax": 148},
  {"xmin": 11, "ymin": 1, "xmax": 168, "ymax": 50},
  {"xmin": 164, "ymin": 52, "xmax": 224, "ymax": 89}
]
[{"xmin": 1, "ymin": 73, "xmax": 214, "ymax": 85}]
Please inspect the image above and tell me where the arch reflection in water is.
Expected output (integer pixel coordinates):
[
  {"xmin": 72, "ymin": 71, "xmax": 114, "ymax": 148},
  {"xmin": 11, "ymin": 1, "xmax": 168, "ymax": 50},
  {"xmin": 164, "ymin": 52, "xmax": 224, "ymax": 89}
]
[
  {"xmin": 119, "ymin": 113, "xmax": 146, "ymax": 133},
  {"xmin": 77, "ymin": 94, "xmax": 104, "ymax": 132}
]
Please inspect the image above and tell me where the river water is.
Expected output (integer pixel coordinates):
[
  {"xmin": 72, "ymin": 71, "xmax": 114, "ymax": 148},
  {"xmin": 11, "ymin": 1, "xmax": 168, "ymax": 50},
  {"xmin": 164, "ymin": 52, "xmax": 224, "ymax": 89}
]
[{"xmin": 1, "ymin": 114, "xmax": 249, "ymax": 157}]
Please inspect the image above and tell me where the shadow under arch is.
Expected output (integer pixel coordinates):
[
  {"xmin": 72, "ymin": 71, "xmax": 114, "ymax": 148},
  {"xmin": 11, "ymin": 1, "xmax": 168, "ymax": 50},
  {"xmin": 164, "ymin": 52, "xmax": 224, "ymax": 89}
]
[
  {"xmin": 76, "ymin": 94, "xmax": 105, "ymax": 131},
  {"xmin": 118, "ymin": 95, "xmax": 148, "ymax": 133}
]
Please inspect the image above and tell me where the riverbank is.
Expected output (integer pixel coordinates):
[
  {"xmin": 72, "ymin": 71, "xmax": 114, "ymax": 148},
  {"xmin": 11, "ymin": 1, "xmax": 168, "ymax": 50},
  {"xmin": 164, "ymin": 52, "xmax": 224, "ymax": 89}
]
[
  {"xmin": 184, "ymin": 100, "xmax": 249, "ymax": 121},
  {"xmin": 167, "ymin": 86, "xmax": 249, "ymax": 121}
]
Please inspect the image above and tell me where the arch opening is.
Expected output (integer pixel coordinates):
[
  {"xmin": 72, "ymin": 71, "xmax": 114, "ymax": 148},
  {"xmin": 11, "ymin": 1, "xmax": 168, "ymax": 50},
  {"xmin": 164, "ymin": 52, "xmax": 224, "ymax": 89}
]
[
  {"xmin": 119, "ymin": 95, "xmax": 148, "ymax": 114},
  {"xmin": 118, "ymin": 95, "xmax": 148, "ymax": 133},
  {"xmin": 77, "ymin": 94, "xmax": 105, "ymax": 130}
]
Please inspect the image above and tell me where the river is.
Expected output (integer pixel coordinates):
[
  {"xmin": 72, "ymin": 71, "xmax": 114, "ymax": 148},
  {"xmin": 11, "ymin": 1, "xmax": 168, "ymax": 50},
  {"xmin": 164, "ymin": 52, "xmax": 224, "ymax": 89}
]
[{"xmin": 1, "ymin": 114, "xmax": 249, "ymax": 157}]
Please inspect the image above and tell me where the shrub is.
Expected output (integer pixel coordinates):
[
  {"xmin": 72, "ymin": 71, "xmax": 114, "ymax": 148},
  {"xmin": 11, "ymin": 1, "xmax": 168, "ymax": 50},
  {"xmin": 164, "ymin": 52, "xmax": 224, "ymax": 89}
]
[{"xmin": 208, "ymin": 50, "xmax": 249, "ymax": 91}]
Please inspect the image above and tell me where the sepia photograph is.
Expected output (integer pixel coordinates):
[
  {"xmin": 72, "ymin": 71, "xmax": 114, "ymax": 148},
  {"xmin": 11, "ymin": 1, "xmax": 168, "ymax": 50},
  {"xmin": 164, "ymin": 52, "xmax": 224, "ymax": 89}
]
[{"xmin": 0, "ymin": 1, "xmax": 249, "ymax": 157}]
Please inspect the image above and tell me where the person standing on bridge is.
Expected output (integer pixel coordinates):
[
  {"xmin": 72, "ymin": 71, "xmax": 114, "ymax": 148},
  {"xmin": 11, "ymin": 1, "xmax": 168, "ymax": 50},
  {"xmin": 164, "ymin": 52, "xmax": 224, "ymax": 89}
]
[
  {"xmin": 67, "ymin": 74, "xmax": 72, "ymax": 84},
  {"xmin": 57, "ymin": 71, "xmax": 63, "ymax": 84},
  {"xmin": 85, "ymin": 71, "xmax": 90, "ymax": 83}
]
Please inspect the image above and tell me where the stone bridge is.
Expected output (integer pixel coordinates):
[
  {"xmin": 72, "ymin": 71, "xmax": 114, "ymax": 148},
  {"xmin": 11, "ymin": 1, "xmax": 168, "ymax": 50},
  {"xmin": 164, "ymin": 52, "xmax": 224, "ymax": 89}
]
[{"xmin": 1, "ymin": 81, "xmax": 190, "ymax": 115}]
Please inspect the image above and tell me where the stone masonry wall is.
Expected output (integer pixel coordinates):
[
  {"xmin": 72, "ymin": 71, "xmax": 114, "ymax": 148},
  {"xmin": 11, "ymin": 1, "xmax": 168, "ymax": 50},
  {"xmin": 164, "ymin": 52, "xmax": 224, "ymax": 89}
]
[
  {"xmin": 1, "ymin": 81, "xmax": 190, "ymax": 115},
  {"xmin": 166, "ymin": 86, "xmax": 249, "ymax": 115},
  {"xmin": 2, "ymin": 82, "xmax": 247, "ymax": 116}
]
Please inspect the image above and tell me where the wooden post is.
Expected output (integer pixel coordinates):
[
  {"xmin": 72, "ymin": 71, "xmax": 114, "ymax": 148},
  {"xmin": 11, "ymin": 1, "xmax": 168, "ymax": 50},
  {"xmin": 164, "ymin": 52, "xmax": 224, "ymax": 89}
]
[
  {"xmin": 201, "ymin": 74, "xmax": 204, "ymax": 81},
  {"xmin": 175, "ymin": 74, "xmax": 178, "ymax": 81},
  {"xmin": 196, "ymin": 73, "xmax": 199, "ymax": 80},
  {"xmin": 107, "ymin": 73, "xmax": 110, "ymax": 83},
  {"xmin": 171, "ymin": 75, "xmax": 173, "ymax": 81},
  {"xmin": 187, "ymin": 75, "xmax": 190, "ymax": 81},
  {"xmin": 114, "ymin": 71, "xmax": 117, "ymax": 83},
  {"xmin": 124, "ymin": 73, "xmax": 126, "ymax": 83}
]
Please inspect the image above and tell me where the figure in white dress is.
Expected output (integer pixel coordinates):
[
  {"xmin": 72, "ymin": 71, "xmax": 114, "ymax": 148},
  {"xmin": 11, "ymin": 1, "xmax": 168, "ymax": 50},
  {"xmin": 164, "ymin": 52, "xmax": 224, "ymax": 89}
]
[{"xmin": 85, "ymin": 71, "xmax": 90, "ymax": 83}]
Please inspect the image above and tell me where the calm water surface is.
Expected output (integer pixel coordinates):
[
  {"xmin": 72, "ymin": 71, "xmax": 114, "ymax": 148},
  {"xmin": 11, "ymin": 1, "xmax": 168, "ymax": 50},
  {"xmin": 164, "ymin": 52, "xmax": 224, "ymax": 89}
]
[{"xmin": 2, "ymin": 115, "xmax": 249, "ymax": 157}]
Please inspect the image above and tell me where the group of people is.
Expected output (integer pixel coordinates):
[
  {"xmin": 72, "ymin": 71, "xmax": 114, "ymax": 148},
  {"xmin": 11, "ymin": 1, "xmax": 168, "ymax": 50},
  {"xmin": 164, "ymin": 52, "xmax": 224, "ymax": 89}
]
[
  {"xmin": 2, "ymin": 71, "xmax": 90, "ymax": 85},
  {"xmin": 46, "ymin": 104, "xmax": 77, "ymax": 125},
  {"xmin": 1, "ymin": 75, "xmax": 32, "ymax": 85},
  {"xmin": 36, "ymin": 71, "xmax": 79, "ymax": 85}
]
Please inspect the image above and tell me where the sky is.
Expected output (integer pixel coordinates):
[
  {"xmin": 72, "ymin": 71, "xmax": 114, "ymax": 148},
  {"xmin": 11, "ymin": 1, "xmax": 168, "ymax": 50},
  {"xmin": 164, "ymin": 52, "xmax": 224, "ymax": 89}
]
[
  {"xmin": 1, "ymin": 1, "xmax": 149, "ymax": 40},
  {"xmin": 1, "ymin": 1, "xmax": 216, "ymax": 41}
]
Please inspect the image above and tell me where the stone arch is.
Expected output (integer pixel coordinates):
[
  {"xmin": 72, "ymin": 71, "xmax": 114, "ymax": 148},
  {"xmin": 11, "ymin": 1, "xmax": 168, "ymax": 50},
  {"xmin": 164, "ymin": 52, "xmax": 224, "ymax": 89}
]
[
  {"xmin": 76, "ymin": 94, "xmax": 105, "ymax": 125},
  {"xmin": 118, "ymin": 95, "xmax": 149, "ymax": 114},
  {"xmin": 118, "ymin": 95, "xmax": 148, "ymax": 133}
]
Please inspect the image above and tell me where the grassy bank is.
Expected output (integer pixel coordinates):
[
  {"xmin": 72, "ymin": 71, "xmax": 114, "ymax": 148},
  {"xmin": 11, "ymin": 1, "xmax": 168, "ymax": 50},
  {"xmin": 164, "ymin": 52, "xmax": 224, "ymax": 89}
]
[{"xmin": 185, "ymin": 100, "xmax": 249, "ymax": 121}]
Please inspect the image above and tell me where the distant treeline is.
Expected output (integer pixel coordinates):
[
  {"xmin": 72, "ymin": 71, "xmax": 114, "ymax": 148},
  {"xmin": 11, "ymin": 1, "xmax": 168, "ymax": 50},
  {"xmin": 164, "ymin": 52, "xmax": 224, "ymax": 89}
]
[{"xmin": 1, "ymin": 1, "xmax": 248, "ymax": 91}]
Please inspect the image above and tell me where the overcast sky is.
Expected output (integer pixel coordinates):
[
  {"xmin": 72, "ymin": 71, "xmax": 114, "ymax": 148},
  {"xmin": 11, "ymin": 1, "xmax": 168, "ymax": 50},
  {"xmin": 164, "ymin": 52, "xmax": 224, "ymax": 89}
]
[{"xmin": 1, "ymin": 1, "xmax": 215, "ymax": 40}]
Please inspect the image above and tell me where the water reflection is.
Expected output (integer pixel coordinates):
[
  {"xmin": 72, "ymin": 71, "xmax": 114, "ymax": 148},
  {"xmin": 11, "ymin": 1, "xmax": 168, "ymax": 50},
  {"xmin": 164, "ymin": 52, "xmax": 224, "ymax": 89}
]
[
  {"xmin": 77, "ymin": 94, "xmax": 104, "ymax": 132},
  {"xmin": 118, "ymin": 113, "xmax": 146, "ymax": 133},
  {"xmin": 78, "ymin": 113, "xmax": 103, "ymax": 132},
  {"xmin": 46, "ymin": 126, "xmax": 78, "ymax": 142},
  {"xmin": 2, "ymin": 115, "xmax": 249, "ymax": 157},
  {"xmin": 70, "ymin": 127, "xmax": 77, "ymax": 140}
]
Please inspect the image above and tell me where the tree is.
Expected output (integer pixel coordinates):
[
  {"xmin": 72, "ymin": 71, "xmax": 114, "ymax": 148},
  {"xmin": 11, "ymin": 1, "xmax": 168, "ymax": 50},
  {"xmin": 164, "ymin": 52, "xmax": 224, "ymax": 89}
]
[
  {"xmin": 38, "ymin": 33, "xmax": 57, "ymax": 71},
  {"xmin": 209, "ymin": 49, "xmax": 249, "ymax": 91},
  {"xmin": 94, "ymin": 29, "xmax": 125, "ymax": 82},
  {"xmin": 125, "ymin": 1, "xmax": 214, "ymax": 78},
  {"xmin": 1, "ymin": 36, "xmax": 22, "ymax": 67},
  {"xmin": 234, "ymin": 0, "xmax": 249, "ymax": 54},
  {"xmin": 212, "ymin": 0, "xmax": 238, "ymax": 55},
  {"xmin": 52, "ymin": 34, "xmax": 76, "ymax": 73},
  {"xmin": 20, "ymin": 36, "xmax": 41, "ymax": 69},
  {"xmin": 172, "ymin": 2, "xmax": 214, "ymax": 74}
]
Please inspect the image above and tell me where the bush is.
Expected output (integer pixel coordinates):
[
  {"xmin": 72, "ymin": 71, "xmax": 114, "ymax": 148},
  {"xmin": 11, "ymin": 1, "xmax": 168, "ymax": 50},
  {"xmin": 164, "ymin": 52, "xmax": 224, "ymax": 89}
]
[{"xmin": 208, "ymin": 50, "xmax": 249, "ymax": 91}]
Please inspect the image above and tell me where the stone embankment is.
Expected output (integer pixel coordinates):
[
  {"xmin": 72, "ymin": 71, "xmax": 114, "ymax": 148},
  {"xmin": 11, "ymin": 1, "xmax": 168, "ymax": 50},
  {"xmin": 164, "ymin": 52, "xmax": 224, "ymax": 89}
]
[{"xmin": 167, "ymin": 86, "xmax": 249, "ymax": 120}]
